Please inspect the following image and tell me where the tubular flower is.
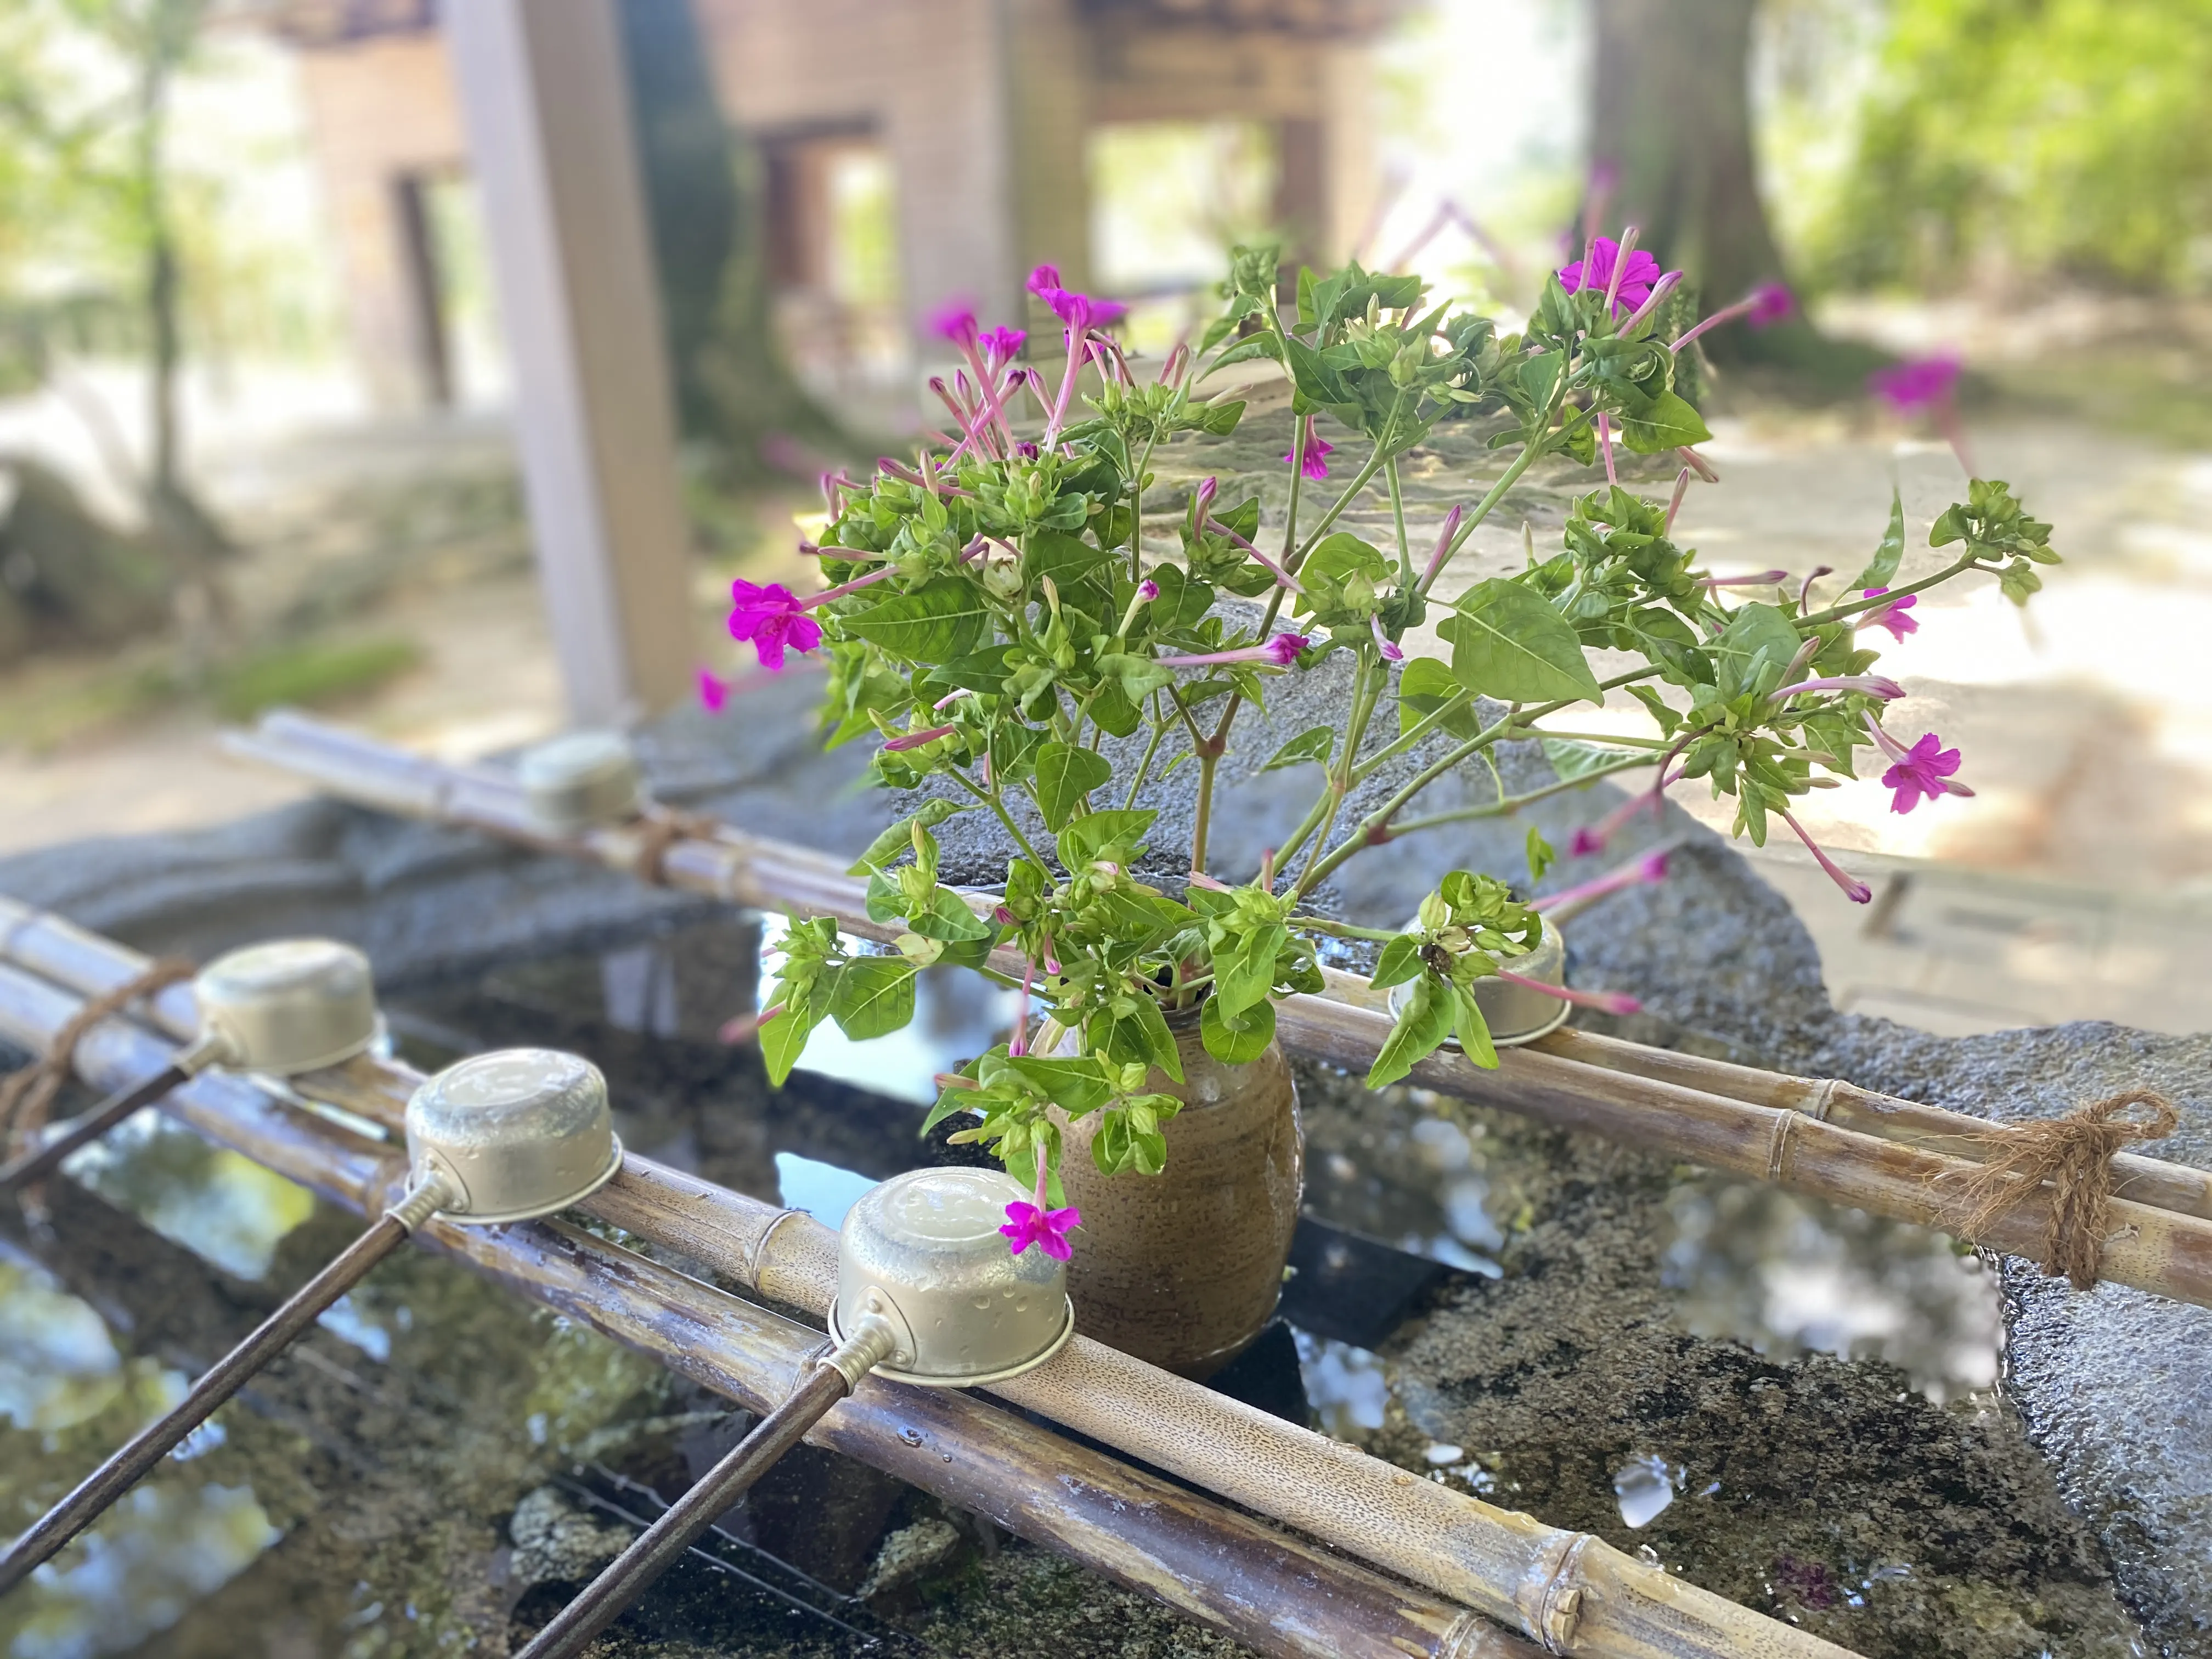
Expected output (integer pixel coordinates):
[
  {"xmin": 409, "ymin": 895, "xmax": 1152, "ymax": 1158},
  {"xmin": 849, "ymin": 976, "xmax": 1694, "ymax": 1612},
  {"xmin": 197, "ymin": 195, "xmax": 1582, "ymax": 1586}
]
[
  {"xmin": 1419, "ymin": 504, "xmax": 1464, "ymax": 591},
  {"xmin": 930, "ymin": 303, "xmax": 979, "ymax": 350},
  {"xmin": 883, "ymin": 723, "xmax": 959, "ymax": 753},
  {"xmin": 1001, "ymin": 1199, "xmax": 1082, "ymax": 1261},
  {"xmin": 727, "ymin": 579, "xmax": 823, "ymax": 672},
  {"xmin": 1027, "ymin": 263, "xmax": 1126, "ymax": 334},
  {"xmin": 1495, "ymin": 970, "xmax": 1642, "ymax": 1016},
  {"xmin": 1773, "ymin": 675, "xmax": 1905, "ymax": 701},
  {"xmin": 1869, "ymin": 354, "xmax": 1961, "ymax": 416},
  {"xmin": 1701, "ymin": 569, "xmax": 1789, "ymax": 590},
  {"xmin": 1531, "ymin": 849, "xmax": 1669, "ymax": 913},
  {"xmin": 1285, "ymin": 416, "xmax": 1334, "ymax": 481},
  {"xmin": 1559, "ymin": 235, "xmax": 1664, "ymax": 315},
  {"xmin": 1857, "ymin": 588, "xmax": 1919, "ymax": 642},
  {"xmin": 697, "ymin": 668, "xmax": 731, "ymax": 713},
  {"xmin": 1780, "ymin": 809, "xmax": 1872, "ymax": 904},
  {"xmin": 1569, "ymin": 764, "xmax": 1685, "ymax": 857},
  {"xmin": 1370, "ymin": 613, "xmax": 1405, "ymax": 662},
  {"xmin": 979, "ymin": 325, "xmax": 1026, "ymax": 365},
  {"xmin": 1748, "ymin": 283, "xmax": 1795, "ymax": 328},
  {"xmin": 1865, "ymin": 716, "xmax": 1973, "ymax": 815},
  {"xmin": 1138, "ymin": 578, "xmax": 1160, "ymax": 602},
  {"xmin": 1156, "ymin": 633, "xmax": 1309, "ymax": 670}
]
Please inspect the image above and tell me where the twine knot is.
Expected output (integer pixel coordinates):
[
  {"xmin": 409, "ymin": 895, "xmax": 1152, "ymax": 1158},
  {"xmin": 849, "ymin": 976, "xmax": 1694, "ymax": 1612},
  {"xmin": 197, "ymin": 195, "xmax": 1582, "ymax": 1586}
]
[
  {"xmin": 0, "ymin": 957, "xmax": 198, "ymax": 1158},
  {"xmin": 1957, "ymin": 1089, "xmax": 2180, "ymax": 1290},
  {"xmin": 633, "ymin": 807, "xmax": 722, "ymax": 888}
]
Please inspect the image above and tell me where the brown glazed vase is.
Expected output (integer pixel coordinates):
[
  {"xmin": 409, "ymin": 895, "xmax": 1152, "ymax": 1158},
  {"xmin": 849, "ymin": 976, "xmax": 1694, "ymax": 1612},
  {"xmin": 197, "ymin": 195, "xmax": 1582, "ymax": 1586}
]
[{"xmin": 1053, "ymin": 1009, "xmax": 1301, "ymax": 1379}]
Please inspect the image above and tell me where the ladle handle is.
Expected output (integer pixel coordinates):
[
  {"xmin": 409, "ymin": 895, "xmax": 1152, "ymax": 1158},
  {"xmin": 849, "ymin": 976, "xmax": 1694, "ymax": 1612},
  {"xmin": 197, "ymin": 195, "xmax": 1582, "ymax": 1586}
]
[
  {"xmin": 516, "ymin": 1316, "xmax": 898, "ymax": 1659},
  {"xmin": 0, "ymin": 1062, "xmax": 188, "ymax": 1194},
  {"xmin": 0, "ymin": 1199, "xmax": 421, "ymax": 1593}
]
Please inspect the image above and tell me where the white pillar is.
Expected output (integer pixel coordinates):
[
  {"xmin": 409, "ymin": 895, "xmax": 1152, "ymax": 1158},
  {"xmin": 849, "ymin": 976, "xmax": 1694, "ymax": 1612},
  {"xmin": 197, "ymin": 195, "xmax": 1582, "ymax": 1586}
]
[{"xmin": 446, "ymin": 0, "xmax": 694, "ymax": 725}]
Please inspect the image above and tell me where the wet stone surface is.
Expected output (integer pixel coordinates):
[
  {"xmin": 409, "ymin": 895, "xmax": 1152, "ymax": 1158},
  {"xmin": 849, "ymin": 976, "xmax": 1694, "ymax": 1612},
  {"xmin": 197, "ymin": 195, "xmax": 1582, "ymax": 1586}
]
[{"xmin": 0, "ymin": 664, "xmax": 2200, "ymax": 1655}]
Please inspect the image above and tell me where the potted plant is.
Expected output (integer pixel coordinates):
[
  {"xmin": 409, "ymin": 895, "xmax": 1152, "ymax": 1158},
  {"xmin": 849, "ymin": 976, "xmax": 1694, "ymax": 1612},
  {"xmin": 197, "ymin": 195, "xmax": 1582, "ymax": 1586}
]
[{"xmin": 708, "ymin": 241, "xmax": 2057, "ymax": 1376}]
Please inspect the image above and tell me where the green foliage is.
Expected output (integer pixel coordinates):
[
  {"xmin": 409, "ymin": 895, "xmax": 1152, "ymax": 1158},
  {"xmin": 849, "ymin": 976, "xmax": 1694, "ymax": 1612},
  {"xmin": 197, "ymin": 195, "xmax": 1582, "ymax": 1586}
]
[
  {"xmin": 207, "ymin": 635, "xmax": 420, "ymax": 722},
  {"xmin": 1812, "ymin": 0, "xmax": 2212, "ymax": 291}
]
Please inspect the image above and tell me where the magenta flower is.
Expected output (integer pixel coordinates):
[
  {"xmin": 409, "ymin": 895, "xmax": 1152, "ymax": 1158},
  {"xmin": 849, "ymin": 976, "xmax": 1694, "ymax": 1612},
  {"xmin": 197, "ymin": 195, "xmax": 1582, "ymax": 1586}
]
[
  {"xmin": 1869, "ymin": 354, "xmax": 1961, "ymax": 415},
  {"xmin": 980, "ymin": 325, "xmax": 1026, "ymax": 365},
  {"xmin": 1001, "ymin": 1199, "xmax": 1082, "ymax": 1261},
  {"xmin": 1701, "ymin": 569, "xmax": 1790, "ymax": 590},
  {"xmin": 1568, "ymin": 763, "xmax": 1685, "ymax": 857},
  {"xmin": 1138, "ymin": 578, "xmax": 1160, "ymax": 601},
  {"xmin": 1780, "ymin": 809, "xmax": 1871, "ymax": 904},
  {"xmin": 1748, "ymin": 283, "xmax": 1795, "ymax": 328},
  {"xmin": 1026, "ymin": 263, "xmax": 1126, "ymax": 333},
  {"xmin": 1419, "ymin": 504, "xmax": 1464, "ymax": 592},
  {"xmin": 1773, "ymin": 675, "xmax": 1905, "ymax": 701},
  {"xmin": 1857, "ymin": 588, "xmax": 1919, "ymax": 642},
  {"xmin": 1370, "ymin": 613, "xmax": 1405, "ymax": 662},
  {"xmin": 931, "ymin": 302, "xmax": 979, "ymax": 350},
  {"xmin": 1559, "ymin": 236, "xmax": 1663, "ymax": 315},
  {"xmin": 727, "ymin": 579, "xmax": 823, "ymax": 673},
  {"xmin": 1156, "ymin": 633, "xmax": 1308, "ymax": 670},
  {"xmin": 1495, "ymin": 969, "xmax": 1641, "ymax": 1016},
  {"xmin": 1867, "ymin": 721, "xmax": 1972, "ymax": 815},
  {"xmin": 1285, "ymin": 416, "xmax": 1334, "ymax": 481},
  {"xmin": 697, "ymin": 668, "xmax": 730, "ymax": 713}
]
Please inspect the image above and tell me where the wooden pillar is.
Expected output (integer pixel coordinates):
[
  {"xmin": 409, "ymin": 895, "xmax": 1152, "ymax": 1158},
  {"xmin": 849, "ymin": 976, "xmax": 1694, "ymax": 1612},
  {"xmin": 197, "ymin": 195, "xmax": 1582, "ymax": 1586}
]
[{"xmin": 445, "ymin": 0, "xmax": 695, "ymax": 725}]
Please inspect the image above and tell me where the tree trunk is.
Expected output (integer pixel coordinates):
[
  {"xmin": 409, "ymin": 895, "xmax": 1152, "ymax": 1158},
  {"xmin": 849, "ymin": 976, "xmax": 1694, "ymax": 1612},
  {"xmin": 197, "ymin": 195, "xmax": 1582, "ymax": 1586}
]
[{"xmin": 1589, "ymin": 0, "xmax": 1784, "ymax": 353}]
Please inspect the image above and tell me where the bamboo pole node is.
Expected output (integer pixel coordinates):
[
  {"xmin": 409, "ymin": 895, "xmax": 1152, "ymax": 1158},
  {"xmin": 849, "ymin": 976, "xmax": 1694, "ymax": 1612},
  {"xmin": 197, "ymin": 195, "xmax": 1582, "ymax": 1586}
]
[
  {"xmin": 1514, "ymin": 1530, "xmax": 1592, "ymax": 1651},
  {"xmin": 0, "ymin": 956, "xmax": 196, "ymax": 1160},
  {"xmin": 1804, "ymin": 1079, "xmax": 1842, "ymax": 1122},
  {"xmin": 747, "ymin": 1205, "xmax": 810, "ymax": 1287},
  {"xmin": 1955, "ymin": 1091, "xmax": 2181, "ymax": 1290},
  {"xmin": 630, "ymin": 806, "xmax": 724, "ymax": 887},
  {"xmin": 1764, "ymin": 1111, "xmax": 1798, "ymax": 1183}
]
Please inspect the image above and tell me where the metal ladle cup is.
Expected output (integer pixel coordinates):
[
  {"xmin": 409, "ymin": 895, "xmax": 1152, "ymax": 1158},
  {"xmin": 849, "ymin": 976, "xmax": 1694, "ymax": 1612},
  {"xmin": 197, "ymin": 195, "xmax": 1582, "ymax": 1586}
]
[
  {"xmin": 0, "ymin": 1047, "xmax": 623, "ymax": 1592},
  {"xmin": 517, "ymin": 730, "xmax": 645, "ymax": 834},
  {"xmin": 516, "ymin": 1167, "xmax": 1070, "ymax": 1659},
  {"xmin": 2, "ymin": 937, "xmax": 384, "ymax": 1195}
]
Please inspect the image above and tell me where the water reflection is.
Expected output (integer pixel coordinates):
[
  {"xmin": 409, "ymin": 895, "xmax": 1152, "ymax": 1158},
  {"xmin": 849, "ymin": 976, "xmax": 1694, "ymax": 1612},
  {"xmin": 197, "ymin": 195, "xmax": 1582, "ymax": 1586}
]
[
  {"xmin": 1660, "ymin": 1175, "xmax": 2002, "ymax": 1401},
  {"xmin": 1292, "ymin": 1330, "xmax": 1391, "ymax": 1437},
  {"xmin": 59, "ymin": 1114, "xmax": 315, "ymax": 1283},
  {"xmin": 0, "ymin": 1259, "xmax": 121, "ymax": 1433}
]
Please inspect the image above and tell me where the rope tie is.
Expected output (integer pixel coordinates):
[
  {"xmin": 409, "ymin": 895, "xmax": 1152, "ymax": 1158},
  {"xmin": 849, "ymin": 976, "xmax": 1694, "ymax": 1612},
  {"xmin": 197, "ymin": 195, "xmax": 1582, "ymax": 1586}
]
[
  {"xmin": 0, "ymin": 958, "xmax": 197, "ymax": 1157},
  {"xmin": 1955, "ymin": 1090, "xmax": 2180, "ymax": 1290},
  {"xmin": 633, "ymin": 807, "xmax": 722, "ymax": 888}
]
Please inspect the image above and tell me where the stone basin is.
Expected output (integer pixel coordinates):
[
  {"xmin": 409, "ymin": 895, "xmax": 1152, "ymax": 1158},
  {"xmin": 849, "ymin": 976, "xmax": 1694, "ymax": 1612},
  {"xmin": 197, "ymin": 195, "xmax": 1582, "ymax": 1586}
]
[{"xmin": 0, "ymin": 663, "xmax": 2202, "ymax": 1657}]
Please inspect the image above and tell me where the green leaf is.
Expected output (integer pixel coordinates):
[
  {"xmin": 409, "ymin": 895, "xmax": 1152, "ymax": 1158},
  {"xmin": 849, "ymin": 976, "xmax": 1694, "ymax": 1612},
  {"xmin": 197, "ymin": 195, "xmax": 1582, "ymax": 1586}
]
[
  {"xmin": 1189, "ymin": 399, "xmax": 1246, "ymax": 436},
  {"xmin": 1369, "ymin": 934, "xmax": 1425, "ymax": 989},
  {"xmin": 1031, "ymin": 742, "xmax": 1113, "ymax": 831},
  {"xmin": 1711, "ymin": 602, "xmax": 1803, "ymax": 698},
  {"xmin": 1525, "ymin": 826, "xmax": 1555, "ymax": 884},
  {"xmin": 1541, "ymin": 737, "xmax": 1637, "ymax": 783},
  {"xmin": 828, "ymin": 957, "xmax": 919, "ymax": 1040},
  {"xmin": 1121, "ymin": 996, "xmax": 1184, "ymax": 1084},
  {"xmin": 1850, "ymin": 486, "xmax": 1906, "ymax": 592},
  {"xmin": 1618, "ymin": 390, "xmax": 1712, "ymax": 454},
  {"xmin": 1215, "ymin": 922, "xmax": 1288, "ymax": 1020},
  {"xmin": 1097, "ymin": 651, "xmax": 1173, "ymax": 701},
  {"xmin": 847, "ymin": 799, "xmax": 969, "ymax": 876},
  {"xmin": 995, "ymin": 1053, "xmax": 1115, "ymax": 1117},
  {"xmin": 1452, "ymin": 987, "xmax": 1498, "ymax": 1069},
  {"xmin": 1365, "ymin": 975, "xmax": 1455, "ymax": 1089},
  {"xmin": 908, "ymin": 885, "xmax": 993, "ymax": 943},
  {"xmin": 1446, "ymin": 579, "xmax": 1603, "ymax": 704},
  {"xmin": 1056, "ymin": 809, "xmax": 1156, "ymax": 869},
  {"xmin": 837, "ymin": 577, "xmax": 988, "ymax": 662},
  {"xmin": 1201, "ymin": 995, "xmax": 1276, "ymax": 1064},
  {"xmin": 760, "ymin": 997, "xmax": 821, "ymax": 1087},
  {"xmin": 1397, "ymin": 657, "xmax": 1480, "ymax": 740},
  {"xmin": 1261, "ymin": 726, "xmax": 1335, "ymax": 772}
]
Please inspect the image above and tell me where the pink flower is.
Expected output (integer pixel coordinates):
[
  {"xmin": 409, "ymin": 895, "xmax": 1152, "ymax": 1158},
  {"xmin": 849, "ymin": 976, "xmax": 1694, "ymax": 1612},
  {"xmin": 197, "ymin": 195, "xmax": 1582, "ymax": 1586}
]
[
  {"xmin": 1156, "ymin": 633, "xmax": 1308, "ymax": 670},
  {"xmin": 1370, "ymin": 613, "xmax": 1404, "ymax": 662},
  {"xmin": 1495, "ymin": 969, "xmax": 1641, "ymax": 1016},
  {"xmin": 1701, "ymin": 569, "xmax": 1789, "ymax": 590},
  {"xmin": 1773, "ymin": 675, "xmax": 1905, "ymax": 701},
  {"xmin": 1531, "ymin": 849, "xmax": 1670, "ymax": 913},
  {"xmin": 1857, "ymin": 588, "xmax": 1918, "ymax": 642},
  {"xmin": 1780, "ymin": 809, "xmax": 1871, "ymax": 904},
  {"xmin": 1285, "ymin": 417, "xmax": 1333, "ymax": 481},
  {"xmin": 931, "ymin": 302, "xmax": 979, "ymax": 349},
  {"xmin": 1001, "ymin": 1199, "xmax": 1082, "ymax": 1261},
  {"xmin": 1569, "ymin": 764, "xmax": 1684, "ymax": 857},
  {"xmin": 980, "ymin": 326, "xmax": 1026, "ymax": 365},
  {"xmin": 1869, "ymin": 354, "xmax": 1961, "ymax": 415},
  {"xmin": 1138, "ymin": 578, "xmax": 1159, "ymax": 601},
  {"xmin": 1559, "ymin": 236, "xmax": 1664, "ymax": 315},
  {"xmin": 697, "ymin": 668, "xmax": 730, "ymax": 713},
  {"xmin": 727, "ymin": 579, "xmax": 823, "ymax": 673},
  {"xmin": 1870, "ymin": 725, "xmax": 1972, "ymax": 815},
  {"xmin": 1748, "ymin": 283, "xmax": 1795, "ymax": 328},
  {"xmin": 1026, "ymin": 264, "xmax": 1126, "ymax": 334},
  {"xmin": 1419, "ymin": 504, "xmax": 1464, "ymax": 591},
  {"xmin": 884, "ymin": 722, "xmax": 958, "ymax": 753}
]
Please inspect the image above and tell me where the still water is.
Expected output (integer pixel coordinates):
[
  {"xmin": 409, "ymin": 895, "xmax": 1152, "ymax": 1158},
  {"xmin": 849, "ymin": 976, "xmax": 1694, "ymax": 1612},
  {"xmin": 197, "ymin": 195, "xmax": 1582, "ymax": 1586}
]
[{"xmin": 0, "ymin": 912, "xmax": 2006, "ymax": 1656}]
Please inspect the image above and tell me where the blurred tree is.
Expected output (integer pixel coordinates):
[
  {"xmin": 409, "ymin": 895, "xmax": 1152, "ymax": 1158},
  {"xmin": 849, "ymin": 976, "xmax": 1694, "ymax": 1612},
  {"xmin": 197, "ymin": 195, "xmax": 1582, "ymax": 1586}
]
[
  {"xmin": 1812, "ymin": 0, "xmax": 2212, "ymax": 293},
  {"xmin": 614, "ymin": 0, "xmax": 848, "ymax": 495}
]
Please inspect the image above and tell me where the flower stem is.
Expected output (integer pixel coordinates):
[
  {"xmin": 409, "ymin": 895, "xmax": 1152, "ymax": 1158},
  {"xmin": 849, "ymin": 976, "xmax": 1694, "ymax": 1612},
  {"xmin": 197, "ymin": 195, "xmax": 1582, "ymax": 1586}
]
[
  {"xmin": 1798, "ymin": 552, "xmax": 1983, "ymax": 628},
  {"xmin": 951, "ymin": 768, "xmax": 1047, "ymax": 869},
  {"xmin": 1386, "ymin": 458, "xmax": 1413, "ymax": 587},
  {"xmin": 1347, "ymin": 755, "xmax": 1651, "ymax": 849}
]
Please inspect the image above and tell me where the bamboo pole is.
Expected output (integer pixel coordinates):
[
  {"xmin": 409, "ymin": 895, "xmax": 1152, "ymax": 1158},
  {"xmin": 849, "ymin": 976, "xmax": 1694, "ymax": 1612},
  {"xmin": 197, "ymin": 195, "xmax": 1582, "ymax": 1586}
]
[
  {"xmin": 0, "ymin": 959, "xmax": 1537, "ymax": 1659},
  {"xmin": 216, "ymin": 714, "xmax": 2212, "ymax": 1231},
  {"xmin": 0, "ymin": 938, "xmax": 1860, "ymax": 1658}
]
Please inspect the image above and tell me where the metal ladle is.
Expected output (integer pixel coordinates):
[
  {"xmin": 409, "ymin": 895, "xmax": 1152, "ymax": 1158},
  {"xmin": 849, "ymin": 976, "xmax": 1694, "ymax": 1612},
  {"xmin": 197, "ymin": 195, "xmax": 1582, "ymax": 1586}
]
[
  {"xmin": 515, "ymin": 1166, "xmax": 1074, "ymax": 1659},
  {"xmin": 0, "ymin": 1047, "xmax": 622, "ymax": 1592},
  {"xmin": 0, "ymin": 937, "xmax": 381, "ymax": 1194}
]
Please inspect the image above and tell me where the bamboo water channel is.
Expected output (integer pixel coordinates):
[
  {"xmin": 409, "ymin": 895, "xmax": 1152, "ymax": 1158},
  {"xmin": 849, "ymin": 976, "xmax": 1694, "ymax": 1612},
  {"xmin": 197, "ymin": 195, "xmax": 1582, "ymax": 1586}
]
[
  {"xmin": 0, "ymin": 915, "xmax": 1849, "ymax": 1659},
  {"xmin": 217, "ymin": 712, "xmax": 2212, "ymax": 1304}
]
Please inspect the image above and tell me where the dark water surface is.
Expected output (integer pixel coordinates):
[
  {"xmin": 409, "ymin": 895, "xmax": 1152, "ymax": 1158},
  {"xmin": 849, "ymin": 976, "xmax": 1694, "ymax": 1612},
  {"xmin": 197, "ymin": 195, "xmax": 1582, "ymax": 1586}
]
[{"xmin": 1, "ymin": 914, "xmax": 2131, "ymax": 1659}]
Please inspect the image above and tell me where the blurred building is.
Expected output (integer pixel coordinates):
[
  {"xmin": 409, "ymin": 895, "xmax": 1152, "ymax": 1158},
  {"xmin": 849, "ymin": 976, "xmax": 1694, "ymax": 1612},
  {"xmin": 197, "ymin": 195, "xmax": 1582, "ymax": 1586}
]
[{"xmin": 247, "ymin": 0, "xmax": 1394, "ymax": 414}]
